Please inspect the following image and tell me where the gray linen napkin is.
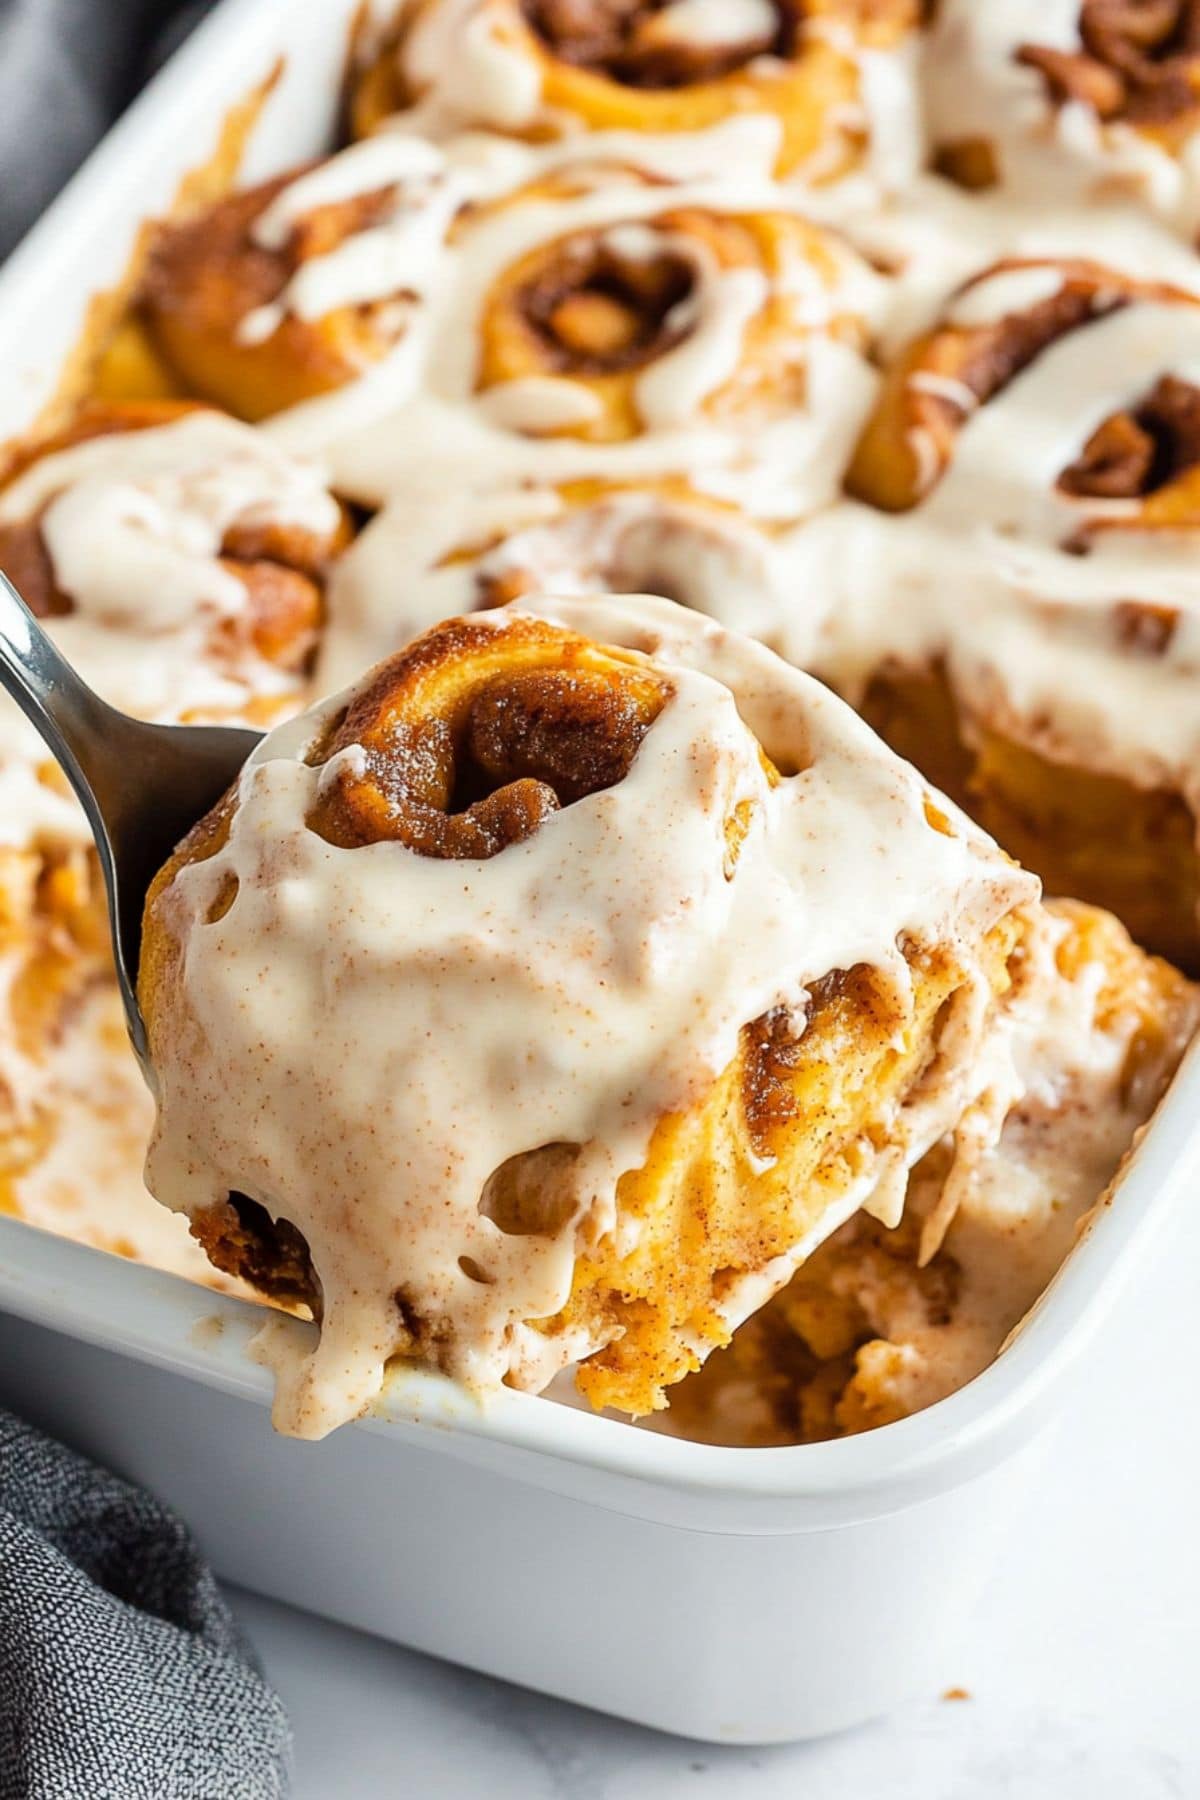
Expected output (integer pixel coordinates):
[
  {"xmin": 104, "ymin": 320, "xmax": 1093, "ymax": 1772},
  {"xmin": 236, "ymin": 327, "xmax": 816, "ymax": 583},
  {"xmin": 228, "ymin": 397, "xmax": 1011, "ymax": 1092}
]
[{"xmin": 0, "ymin": 1410, "xmax": 291, "ymax": 1797}]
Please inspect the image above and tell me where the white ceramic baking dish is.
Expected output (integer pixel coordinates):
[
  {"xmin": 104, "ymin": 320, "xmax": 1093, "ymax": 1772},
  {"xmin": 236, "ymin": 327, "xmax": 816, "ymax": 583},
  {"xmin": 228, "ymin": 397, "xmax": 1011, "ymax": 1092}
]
[{"xmin": 1, "ymin": 0, "xmax": 1198, "ymax": 1745}]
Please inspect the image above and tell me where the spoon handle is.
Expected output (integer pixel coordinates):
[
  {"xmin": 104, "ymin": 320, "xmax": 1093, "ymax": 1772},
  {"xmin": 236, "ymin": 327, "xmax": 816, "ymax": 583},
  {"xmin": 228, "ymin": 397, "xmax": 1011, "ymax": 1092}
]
[
  {"xmin": 0, "ymin": 571, "xmax": 158, "ymax": 1051},
  {"xmin": 0, "ymin": 571, "xmax": 263, "ymax": 1079},
  {"xmin": 0, "ymin": 570, "xmax": 136, "ymax": 823}
]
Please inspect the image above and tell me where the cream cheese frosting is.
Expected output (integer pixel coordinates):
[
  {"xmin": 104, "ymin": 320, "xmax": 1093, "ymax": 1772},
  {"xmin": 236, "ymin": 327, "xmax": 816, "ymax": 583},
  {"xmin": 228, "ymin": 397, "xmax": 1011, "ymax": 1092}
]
[
  {"xmin": 0, "ymin": 413, "xmax": 339, "ymax": 720},
  {"xmin": 5, "ymin": 982, "xmax": 257, "ymax": 1295},
  {"xmin": 231, "ymin": 112, "xmax": 1200, "ymax": 833},
  {"xmin": 254, "ymin": 120, "xmax": 886, "ymax": 519},
  {"xmin": 923, "ymin": 0, "xmax": 1200, "ymax": 240}
]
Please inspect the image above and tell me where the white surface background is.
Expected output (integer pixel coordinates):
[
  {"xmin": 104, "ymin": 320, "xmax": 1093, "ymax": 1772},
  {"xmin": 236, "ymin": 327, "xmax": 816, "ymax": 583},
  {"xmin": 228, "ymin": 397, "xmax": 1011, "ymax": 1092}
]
[{"xmin": 227, "ymin": 1203, "xmax": 1200, "ymax": 1799}]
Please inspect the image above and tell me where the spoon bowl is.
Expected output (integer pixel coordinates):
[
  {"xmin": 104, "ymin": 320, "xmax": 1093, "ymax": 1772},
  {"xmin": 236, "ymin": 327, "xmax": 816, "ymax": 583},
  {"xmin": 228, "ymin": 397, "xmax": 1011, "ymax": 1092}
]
[{"xmin": 0, "ymin": 571, "xmax": 262, "ymax": 1079}]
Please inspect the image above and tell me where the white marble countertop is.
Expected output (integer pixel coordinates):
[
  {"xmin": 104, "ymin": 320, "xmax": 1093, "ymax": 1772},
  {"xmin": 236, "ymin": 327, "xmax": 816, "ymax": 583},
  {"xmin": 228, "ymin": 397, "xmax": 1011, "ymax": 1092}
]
[{"xmin": 229, "ymin": 1209, "xmax": 1200, "ymax": 1799}]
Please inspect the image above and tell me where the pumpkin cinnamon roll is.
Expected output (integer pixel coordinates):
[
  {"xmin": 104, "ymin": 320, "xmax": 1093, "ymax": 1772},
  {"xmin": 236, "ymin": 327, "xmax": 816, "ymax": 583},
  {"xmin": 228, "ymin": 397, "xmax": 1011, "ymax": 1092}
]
[
  {"xmin": 846, "ymin": 257, "xmax": 1200, "ymax": 512},
  {"xmin": 0, "ymin": 394, "xmax": 346, "ymax": 1076},
  {"xmin": 138, "ymin": 593, "xmax": 1038, "ymax": 1439},
  {"xmin": 319, "ymin": 476, "xmax": 787, "ymax": 687},
  {"xmin": 0, "ymin": 401, "xmax": 350, "ymax": 726},
  {"xmin": 475, "ymin": 203, "xmax": 878, "ymax": 448},
  {"xmin": 352, "ymin": 0, "xmax": 921, "ymax": 181},
  {"xmin": 138, "ymin": 136, "xmax": 462, "ymax": 420},
  {"xmin": 664, "ymin": 898, "xmax": 1200, "ymax": 1444},
  {"xmin": 925, "ymin": 0, "xmax": 1200, "ymax": 233},
  {"xmin": 830, "ymin": 259, "xmax": 1200, "ymax": 968}
]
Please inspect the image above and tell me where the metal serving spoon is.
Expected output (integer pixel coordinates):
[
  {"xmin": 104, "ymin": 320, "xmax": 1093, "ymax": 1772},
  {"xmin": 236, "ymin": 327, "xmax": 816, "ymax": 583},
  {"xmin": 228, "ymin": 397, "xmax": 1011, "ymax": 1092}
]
[{"xmin": 0, "ymin": 571, "xmax": 262, "ymax": 1079}]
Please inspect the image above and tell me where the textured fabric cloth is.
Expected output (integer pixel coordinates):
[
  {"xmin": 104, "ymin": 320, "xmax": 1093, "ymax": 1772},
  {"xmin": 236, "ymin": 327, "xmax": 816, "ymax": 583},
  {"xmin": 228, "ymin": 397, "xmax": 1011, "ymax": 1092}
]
[
  {"xmin": 0, "ymin": 1411, "xmax": 291, "ymax": 1798},
  {"xmin": 0, "ymin": 0, "xmax": 213, "ymax": 258}
]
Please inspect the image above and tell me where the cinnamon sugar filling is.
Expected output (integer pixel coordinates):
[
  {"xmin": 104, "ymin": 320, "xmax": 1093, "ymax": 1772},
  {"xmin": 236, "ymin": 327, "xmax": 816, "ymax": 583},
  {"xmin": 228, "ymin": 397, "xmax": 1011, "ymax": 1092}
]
[
  {"xmin": 1018, "ymin": 0, "xmax": 1200, "ymax": 127},
  {"xmin": 306, "ymin": 616, "xmax": 670, "ymax": 857},
  {"xmin": 518, "ymin": 233, "xmax": 697, "ymax": 376},
  {"xmin": 520, "ymin": 0, "xmax": 798, "ymax": 87},
  {"xmin": 1059, "ymin": 373, "xmax": 1200, "ymax": 498}
]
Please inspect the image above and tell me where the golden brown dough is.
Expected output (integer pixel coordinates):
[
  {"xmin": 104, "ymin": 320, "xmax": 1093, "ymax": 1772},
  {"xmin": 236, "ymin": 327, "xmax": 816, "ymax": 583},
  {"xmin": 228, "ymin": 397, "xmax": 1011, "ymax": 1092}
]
[{"xmin": 665, "ymin": 899, "xmax": 1200, "ymax": 1444}]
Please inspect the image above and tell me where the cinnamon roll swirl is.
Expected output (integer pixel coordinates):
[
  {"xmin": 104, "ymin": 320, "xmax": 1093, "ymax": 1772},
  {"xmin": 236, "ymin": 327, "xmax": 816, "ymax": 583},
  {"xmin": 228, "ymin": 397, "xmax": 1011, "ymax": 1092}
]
[
  {"xmin": 139, "ymin": 137, "xmax": 462, "ymax": 420},
  {"xmin": 926, "ymin": 0, "xmax": 1200, "ymax": 234},
  {"xmin": 475, "ymin": 204, "xmax": 874, "ymax": 444},
  {"xmin": 352, "ymin": 0, "xmax": 920, "ymax": 181},
  {"xmin": 138, "ymin": 594, "xmax": 1037, "ymax": 1438},
  {"xmin": 830, "ymin": 258, "xmax": 1200, "ymax": 968},
  {"xmin": 664, "ymin": 898, "xmax": 1200, "ymax": 1445},
  {"xmin": 847, "ymin": 258, "xmax": 1199, "ymax": 512},
  {"xmin": 265, "ymin": 159, "xmax": 885, "ymax": 525}
]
